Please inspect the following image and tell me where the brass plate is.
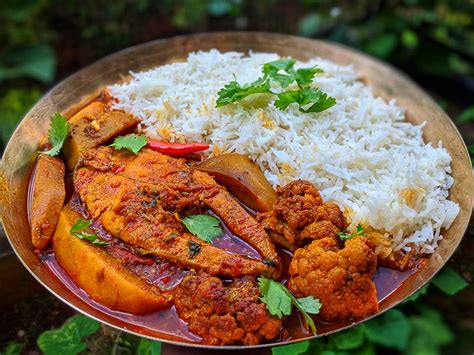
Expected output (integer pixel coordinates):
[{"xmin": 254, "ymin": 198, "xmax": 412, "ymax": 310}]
[{"xmin": 0, "ymin": 32, "xmax": 472, "ymax": 350}]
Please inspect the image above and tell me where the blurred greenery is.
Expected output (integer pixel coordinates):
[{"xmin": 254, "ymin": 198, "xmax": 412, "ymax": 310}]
[{"xmin": 0, "ymin": 0, "xmax": 472, "ymax": 353}]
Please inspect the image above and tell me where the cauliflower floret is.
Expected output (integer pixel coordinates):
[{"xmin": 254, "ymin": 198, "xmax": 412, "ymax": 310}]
[
  {"xmin": 173, "ymin": 271, "xmax": 282, "ymax": 345},
  {"xmin": 257, "ymin": 180, "xmax": 347, "ymax": 249},
  {"xmin": 288, "ymin": 236, "xmax": 378, "ymax": 321}
]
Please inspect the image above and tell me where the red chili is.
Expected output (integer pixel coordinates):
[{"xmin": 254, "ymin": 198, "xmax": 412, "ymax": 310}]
[{"xmin": 146, "ymin": 140, "xmax": 209, "ymax": 157}]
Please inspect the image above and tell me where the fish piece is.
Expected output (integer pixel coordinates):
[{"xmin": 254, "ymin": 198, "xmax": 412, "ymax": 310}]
[{"xmin": 31, "ymin": 154, "xmax": 66, "ymax": 250}]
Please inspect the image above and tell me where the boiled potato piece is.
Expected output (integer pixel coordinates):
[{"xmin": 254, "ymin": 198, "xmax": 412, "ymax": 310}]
[
  {"xmin": 53, "ymin": 203, "xmax": 171, "ymax": 314},
  {"xmin": 31, "ymin": 154, "xmax": 66, "ymax": 250},
  {"xmin": 63, "ymin": 101, "xmax": 139, "ymax": 169},
  {"xmin": 196, "ymin": 153, "xmax": 277, "ymax": 212}
]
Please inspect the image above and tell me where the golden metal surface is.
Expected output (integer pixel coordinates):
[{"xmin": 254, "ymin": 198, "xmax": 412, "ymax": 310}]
[{"xmin": 0, "ymin": 32, "xmax": 472, "ymax": 350}]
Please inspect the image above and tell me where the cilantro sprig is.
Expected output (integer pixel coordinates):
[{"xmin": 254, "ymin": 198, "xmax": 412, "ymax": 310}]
[
  {"xmin": 110, "ymin": 134, "xmax": 147, "ymax": 154},
  {"xmin": 70, "ymin": 219, "xmax": 108, "ymax": 246},
  {"xmin": 44, "ymin": 113, "xmax": 70, "ymax": 156},
  {"xmin": 216, "ymin": 58, "xmax": 336, "ymax": 114},
  {"xmin": 182, "ymin": 214, "xmax": 223, "ymax": 243},
  {"xmin": 337, "ymin": 223, "xmax": 366, "ymax": 241},
  {"xmin": 258, "ymin": 277, "xmax": 321, "ymax": 334}
]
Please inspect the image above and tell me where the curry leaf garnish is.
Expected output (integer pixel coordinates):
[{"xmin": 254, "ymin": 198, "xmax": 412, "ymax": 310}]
[
  {"xmin": 258, "ymin": 277, "xmax": 319, "ymax": 334},
  {"xmin": 188, "ymin": 240, "xmax": 202, "ymax": 259},
  {"xmin": 182, "ymin": 214, "xmax": 223, "ymax": 243},
  {"xmin": 337, "ymin": 223, "xmax": 366, "ymax": 241},
  {"xmin": 70, "ymin": 219, "xmax": 108, "ymax": 246},
  {"xmin": 110, "ymin": 134, "xmax": 147, "ymax": 154},
  {"xmin": 44, "ymin": 113, "xmax": 70, "ymax": 156},
  {"xmin": 216, "ymin": 58, "xmax": 335, "ymax": 114}
]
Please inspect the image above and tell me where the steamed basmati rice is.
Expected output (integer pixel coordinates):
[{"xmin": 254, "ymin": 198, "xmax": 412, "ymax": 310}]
[{"xmin": 109, "ymin": 50, "xmax": 459, "ymax": 254}]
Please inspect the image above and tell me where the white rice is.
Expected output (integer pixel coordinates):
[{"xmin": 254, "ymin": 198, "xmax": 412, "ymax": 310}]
[{"xmin": 109, "ymin": 50, "xmax": 459, "ymax": 254}]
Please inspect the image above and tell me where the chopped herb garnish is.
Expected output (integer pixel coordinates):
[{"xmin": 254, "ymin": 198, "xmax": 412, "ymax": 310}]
[
  {"xmin": 110, "ymin": 134, "xmax": 147, "ymax": 154},
  {"xmin": 188, "ymin": 240, "xmax": 202, "ymax": 259},
  {"xmin": 182, "ymin": 214, "xmax": 223, "ymax": 243},
  {"xmin": 216, "ymin": 58, "xmax": 335, "ymax": 114},
  {"xmin": 258, "ymin": 277, "xmax": 320, "ymax": 334},
  {"xmin": 44, "ymin": 113, "xmax": 70, "ymax": 156},
  {"xmin": 70, "ymin": 219, "xmax": 108, "ymax": 246},
  {"xmin": 337, "ymin": 223, "xmax": 366, "ymax": 241}
]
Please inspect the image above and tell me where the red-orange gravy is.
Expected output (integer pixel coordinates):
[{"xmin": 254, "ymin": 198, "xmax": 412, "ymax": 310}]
[{"xmin": 28, "ymin": 160, "xmax": 422, "ymax": 344}]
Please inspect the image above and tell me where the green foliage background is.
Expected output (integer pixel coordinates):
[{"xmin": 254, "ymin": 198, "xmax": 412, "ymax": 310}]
[{"xmin": 0, "ymin": 0, "xmax": 473, "ymax": 354}]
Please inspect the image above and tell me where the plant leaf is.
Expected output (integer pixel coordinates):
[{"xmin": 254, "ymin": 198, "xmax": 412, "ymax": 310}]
[
  {"xmin": 330, "ymin": 325, "xmax": 365, "ymax": 350},
  {"xmin": 37, "ymin": 315, "xmax": 100, "ymax": 355},
  {"xmin": 363, "ymin": 309, "xmax": 411, "ymax": 351},
  {"xmin": 272, "ymin": 340, "xmax": 309, "ymax": 355},
  {"xmin": 110, "ymin": 134, "xmax": 147, "ymax": 154},
  {"xmin": 44, "ymin": 113, "xmax": 70, "ymax": 156},
  {"xmin": 215, "ymin": 77, "xmax": 272, "ymax": 107},
  {"xmin": 182, "ymin": 214, "xmax": 222, "ymax": 242},
  {"xmin": 296, "ymin": 296, "xmax": 321, "ymax": 314},
  {"xmin": 456, "ymin": 106, "xmax": 474, "ymax": 123},
  {"xmin": 432, "ymin": 266, "xmax": 468, "ymax": 296}
]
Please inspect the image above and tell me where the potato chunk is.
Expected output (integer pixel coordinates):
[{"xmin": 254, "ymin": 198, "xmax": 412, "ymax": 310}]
[
  {"xmin": 196, "ymin": 153, "xmax": 277, "ymax": 212},
  {"xmin": 62, "ymin": 101, "xmax": 139, "ymax": 169},
  {"xmin": 53, "ymin": 203, "xmax": 172, "ymax": 314},
  {"xmin": 31, "ymin": 154, "xmax": 66, "ymax": 250}
]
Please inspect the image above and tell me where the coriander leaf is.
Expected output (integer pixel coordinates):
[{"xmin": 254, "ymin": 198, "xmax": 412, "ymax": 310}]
[
  {"xmin": 262, "ymin": 59, "xmax": 297, "ymax": 88},
  {"xmin": 188, "ymin": 240, "xmax": 202, "ymax": 259},
  {"xmin": 258, "ymin": 277, "xmax": 292, "ymax": 319},
  {"xmin": 70, "ymin": 219, "xmax": 108, "ymax": 246},
  {"xmin": 44, "ymin": 113, "xmax": 70, "ymax": 156},
  {"xmin": 293, "ymin": 67, "xmax": 323, "ymax": 87},
  {"xmin": 296, "ymin": 296, "xmax": 321, "ymax": 314},
  {"xmin": 275, "ymin": 87, "xmax": 336, "ymax": 113},
  {"xmin": 338, "ymin": 223, "xmax": 366, "ymax": 241},
  {"xmin": 216, "ymin": 77, "xmax": 271, "ymax": 108},
  {"xmin": 182, "ymin": 214, "xmax": 223, "ymax": 242},
  {"xmin": 110, "ymin": 134, "xmax": 147, "ymax": 154},
  {"xmin": 432, "ymin": 266, "xmax": 468, "ymax": 296},
  {"xmin": 258, "ymin": 277, "xmax": 319, "ymax": 334}
]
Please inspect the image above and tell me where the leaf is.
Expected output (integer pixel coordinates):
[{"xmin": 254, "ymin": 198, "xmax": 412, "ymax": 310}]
[
  {"xmin": 70, "ymin": 219, "xmax": 108, "ymax": 246},
  {"xmin": 406, "ymin": 305, "xmax": 454, "ymax": 355},
  {"xmin": 2, "ymin": 342, "xmax": 23, "ymax": 355},
  {"xmin": 110, "ymin": 134, "xmax": 147, "ymax": 154},
  {"xmin": 215, "ymin": 77, "xmax": 272, "ymax": 107},
  {"xmin": 43, "ymin": 113, "xmax": 70, "ymax": 156},
  {"xmin": 337, "ymin": 224, "xmax": 366, "ymax": 241},
  {"xmin": 296, "ymin": 296, "xmax": 321, "ymax": 314},
  {"xmin": 330, "ymin": 325, "xmax": 365, "ymax": 350},
  {"xmin": 37, "ymin": 314, "xmax": 100, "ymax": 355},
  {"xmin": 456, "ymin": 106, "xmax": 474, "ymax": 123},
  {"xmin": 262, "ymin": 59, "xmax": 322, "ymax": 88},
  {"xmin": 275, "ymin": 87, "xmax": 336, "ymax": 113},
  {"xmin": 272, "ymin": 340, "xmax": 309, "ymax": 355},
  {"xmin": 182, "ymin": 214, "xmax": 222, "ymax": 242},
  {"xmin": 363, "ymin": 309, "xmax": 411, "ymax": 351},
  {"xmin": 0, "ymin": 45, "xmax": 56, "ymax": 83},
  {"xmin": 258, "ymin": 277, "xmax": 292, "ymax": 319},
  {"xmin": 258, "ymin": 277, "xmax": 319, "ymax": 334},
  {"xmin": 432, "ymin": 266, "xmax": 468, "ymax": 296},
  {"xmin": 136, "ymin": 338, "xmax": 162, "ymax": 355}
]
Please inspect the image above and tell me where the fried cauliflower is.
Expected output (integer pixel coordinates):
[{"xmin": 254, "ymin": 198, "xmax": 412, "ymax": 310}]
[{"xmin": 288, "ymin": 236, "xmax": 378, "ymax": 321}]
